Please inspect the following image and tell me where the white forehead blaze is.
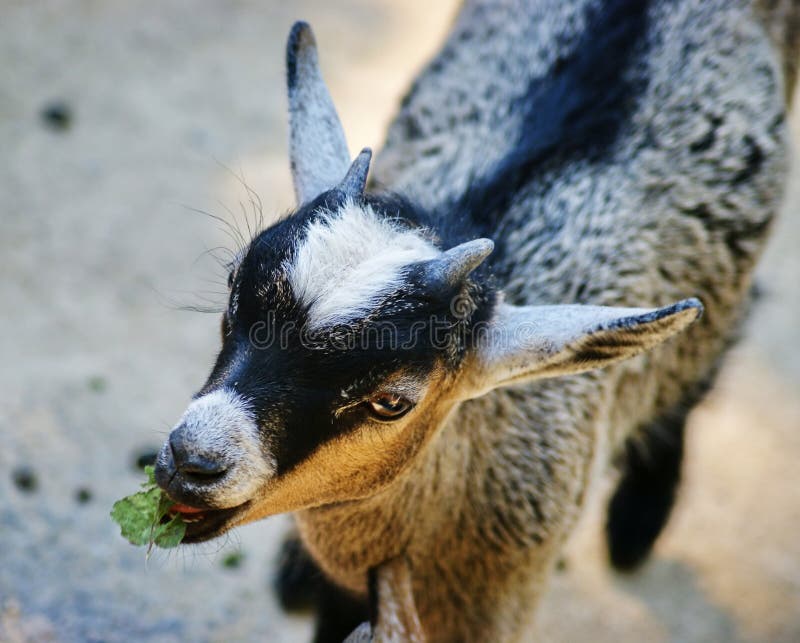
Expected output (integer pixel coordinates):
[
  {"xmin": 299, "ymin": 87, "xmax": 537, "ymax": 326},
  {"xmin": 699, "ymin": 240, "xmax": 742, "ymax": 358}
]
[{"xmin": 286, "ymin": 200, "xmax": 439, "ymax": 329}]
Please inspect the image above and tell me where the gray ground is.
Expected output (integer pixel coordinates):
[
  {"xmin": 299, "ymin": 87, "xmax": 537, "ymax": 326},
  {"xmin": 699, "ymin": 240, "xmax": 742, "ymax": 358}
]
[{"xmin": 1, "ymin": 2, "xmax": 798, "ymax": 642}]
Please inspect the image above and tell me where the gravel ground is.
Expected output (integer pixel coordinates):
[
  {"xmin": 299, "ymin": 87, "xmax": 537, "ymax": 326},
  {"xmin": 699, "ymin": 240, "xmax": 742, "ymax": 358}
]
[{"xmin": 1, "ymin": 2, "xmax": 798, "ymax": 642}]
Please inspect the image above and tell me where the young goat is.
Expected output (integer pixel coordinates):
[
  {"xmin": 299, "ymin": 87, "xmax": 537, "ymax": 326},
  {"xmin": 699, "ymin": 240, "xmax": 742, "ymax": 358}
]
[{"xmin": 153, "ymin": 1, "xmax": 799, "ymax": 640}]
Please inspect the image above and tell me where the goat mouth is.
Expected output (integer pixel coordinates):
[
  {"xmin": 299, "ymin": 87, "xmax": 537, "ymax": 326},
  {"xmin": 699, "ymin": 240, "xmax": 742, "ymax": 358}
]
[{"xmin": 165, "ymin": 501, "xmax": 250, "ymax": 543}]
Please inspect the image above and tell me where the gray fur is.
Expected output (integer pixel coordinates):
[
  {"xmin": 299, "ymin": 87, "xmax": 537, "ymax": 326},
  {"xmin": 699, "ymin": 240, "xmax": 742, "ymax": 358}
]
[
  {"xmin": 291, "ymin": 1, "xmax": 798, "ymax": 640},
  {"xmin": 756, "ymin": 0, "xmax": 800, "ymax": 101}
]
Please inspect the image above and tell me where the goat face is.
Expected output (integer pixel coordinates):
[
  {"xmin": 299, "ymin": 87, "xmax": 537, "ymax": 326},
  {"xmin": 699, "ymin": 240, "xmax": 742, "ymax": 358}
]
[
  {"xmin": 154, "ymin": 185, "xmax": 496, "ymax": 542},
  {"xmin": 153, "ymin": 22, "xmax": 704, "ymax": 543}
]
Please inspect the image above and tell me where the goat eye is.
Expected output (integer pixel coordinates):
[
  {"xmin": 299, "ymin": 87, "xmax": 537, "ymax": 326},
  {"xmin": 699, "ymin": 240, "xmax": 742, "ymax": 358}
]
[
  {"xmin": 366, "ymin": 394, "xmax": 412, "ymax": 420},
  {"xmin": 227, "ymin": 270, "xmax": 235, "ymax": 289}
]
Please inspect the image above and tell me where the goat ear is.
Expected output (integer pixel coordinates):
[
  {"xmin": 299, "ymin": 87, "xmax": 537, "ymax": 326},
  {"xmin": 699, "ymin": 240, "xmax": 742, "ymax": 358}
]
[
  {"xmin": 286, "ymin": 22, "xmax": 351, "ymax": 205},
  {"xmin": 461, "ymin": 298, "xmax": 704, "ymax": 399}
]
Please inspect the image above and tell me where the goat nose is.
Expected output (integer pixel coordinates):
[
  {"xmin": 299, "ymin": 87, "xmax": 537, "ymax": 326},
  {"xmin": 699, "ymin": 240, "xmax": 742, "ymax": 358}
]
[{"xmin": 169, "ymin": 428, "xmax": 228, "ymax": 480}]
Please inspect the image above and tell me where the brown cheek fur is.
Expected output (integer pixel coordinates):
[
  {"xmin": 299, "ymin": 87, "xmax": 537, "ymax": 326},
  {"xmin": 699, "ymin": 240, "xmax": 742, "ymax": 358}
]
[{"xmin": 232, "ymin": 367, "xmax": 457, "ymax": 528}]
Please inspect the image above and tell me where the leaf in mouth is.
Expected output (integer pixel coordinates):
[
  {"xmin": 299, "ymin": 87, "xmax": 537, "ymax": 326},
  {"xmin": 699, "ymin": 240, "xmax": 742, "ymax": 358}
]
[{"xmin": 110, "ymin": 465, "xmax": 186, "ymax": 555}]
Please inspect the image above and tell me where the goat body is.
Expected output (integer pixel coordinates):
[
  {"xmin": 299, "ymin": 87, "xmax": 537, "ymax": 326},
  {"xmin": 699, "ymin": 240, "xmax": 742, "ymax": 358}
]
[{"xmin": 154, "ymin": 1, "xmax": 798, "ymax": 641}]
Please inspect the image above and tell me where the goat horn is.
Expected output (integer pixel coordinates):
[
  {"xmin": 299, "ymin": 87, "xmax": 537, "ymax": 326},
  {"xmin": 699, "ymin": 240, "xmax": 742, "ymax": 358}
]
[
  {"xmin": 426, "ymin": 238, "xmax": 495, "ymax": 286},
  {"xmin": 338, "ymin": 148, "xmax": 372, "ymax": 198}
]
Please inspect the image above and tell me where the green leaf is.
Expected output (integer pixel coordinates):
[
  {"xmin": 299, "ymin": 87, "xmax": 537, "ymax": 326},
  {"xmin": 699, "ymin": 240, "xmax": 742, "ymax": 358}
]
[
  {"xmin": 110, "ymin": 466, "xmax": 186, "ymax": 551},
  {"xmin": 141, "ymin": 465, "xmax": 158, "ymax": 489},
  {"xmin": 152, "ymin": 514, "xmax": 186, "ymax": 548}
]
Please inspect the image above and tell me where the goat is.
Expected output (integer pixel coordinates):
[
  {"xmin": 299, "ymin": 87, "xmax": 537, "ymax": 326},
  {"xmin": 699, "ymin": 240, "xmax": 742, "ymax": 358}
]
[{"xmin": 153, "ymin": 1, "xmax": 799, "ymax": 641}]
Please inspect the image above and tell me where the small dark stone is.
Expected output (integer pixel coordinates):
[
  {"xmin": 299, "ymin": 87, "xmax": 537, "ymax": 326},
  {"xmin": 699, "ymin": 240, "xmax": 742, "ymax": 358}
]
[
  {"xmin": 134, "ymin": 449, "xmax": 159, "ymax": 470},
  {"xmin": 75, "ymin": 487, "xmax": 93, "ymax": 504},
  {"xmin": 221, "ymin": 550, "xmax": 245, "ymax": 569},
  {"xmin": 12, "ymin": 466, "xmax": 38, "ymax": 493},
  {"xmin": 87, "ymin": 376, "xmax": 107, "ymax": 393},
  {"xmin": 40, "ymin": 101, "xmax": 73, "ymax": 131}
]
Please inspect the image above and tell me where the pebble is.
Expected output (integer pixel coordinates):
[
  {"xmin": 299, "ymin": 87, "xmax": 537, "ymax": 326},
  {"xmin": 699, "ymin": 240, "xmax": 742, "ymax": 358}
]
[
  {"xmin": 40, "ymin": 101, "xmax": 73, "ymax": 131},
  {"xmin": 221, "ymin": 550, "xmax": 245, "ymax": 570},
  {"xmin": 75, "ymin": 487, "xmax": 93, "ymax": 504},
  {"xmin": 12, "ymin": 465, "xmax": 38, "ymax": 493}
]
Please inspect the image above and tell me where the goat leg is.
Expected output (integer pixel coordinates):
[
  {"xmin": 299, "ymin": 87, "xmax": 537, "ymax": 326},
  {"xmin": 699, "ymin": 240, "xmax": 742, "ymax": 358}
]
[{"xmin": 343, "ymin": 556, "xmax": 424, "ymax": 643}]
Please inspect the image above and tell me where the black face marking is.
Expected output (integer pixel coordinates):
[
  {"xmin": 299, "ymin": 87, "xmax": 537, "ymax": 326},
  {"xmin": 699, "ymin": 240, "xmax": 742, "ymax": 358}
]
[{"xmin": 196, "ymin": 190, "xmax": 497, "ymax": 474}]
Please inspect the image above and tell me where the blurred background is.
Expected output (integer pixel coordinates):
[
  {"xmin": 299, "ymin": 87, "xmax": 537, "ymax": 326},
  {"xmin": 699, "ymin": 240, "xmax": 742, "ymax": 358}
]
[{"xmin": 1, "ymin": 1, "xmax": 798, "ymax": 641}]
